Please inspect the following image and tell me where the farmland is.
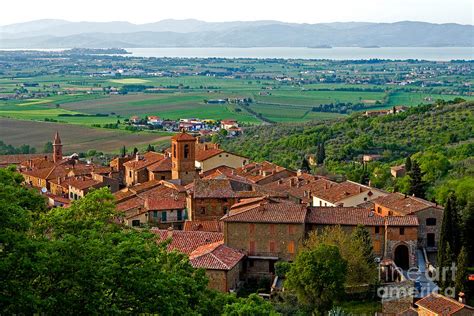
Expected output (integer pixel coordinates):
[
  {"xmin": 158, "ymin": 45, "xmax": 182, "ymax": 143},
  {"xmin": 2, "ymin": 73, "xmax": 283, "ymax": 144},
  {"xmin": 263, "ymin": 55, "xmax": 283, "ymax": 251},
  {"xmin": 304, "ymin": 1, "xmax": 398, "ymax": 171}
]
[
  {"xmin": 0, "ymin": 50, "xmax": 472, "ymax": 152},
  {"xmin": 0, "ymin": 117, "xmax": 171, "ymax": 153}
]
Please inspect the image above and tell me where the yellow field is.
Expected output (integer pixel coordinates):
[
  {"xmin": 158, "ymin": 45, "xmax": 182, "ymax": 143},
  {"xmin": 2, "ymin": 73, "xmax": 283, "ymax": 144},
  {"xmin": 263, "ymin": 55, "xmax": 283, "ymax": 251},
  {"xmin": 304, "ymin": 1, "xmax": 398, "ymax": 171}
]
[
  {"xmin": 18, "ymin": 99, "xmax": 54, "ymax": 106},
  {"xmin": 109, "ymin": 78, "xmax": 151, "ymax": 84}
]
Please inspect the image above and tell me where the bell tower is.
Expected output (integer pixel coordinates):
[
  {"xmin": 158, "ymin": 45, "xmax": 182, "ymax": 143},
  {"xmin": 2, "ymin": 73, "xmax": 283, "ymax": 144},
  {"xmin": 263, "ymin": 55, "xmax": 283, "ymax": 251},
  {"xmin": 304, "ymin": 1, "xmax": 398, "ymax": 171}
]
[
  {"xmin": 171, "ymin": 131, "xmax": 197, "ymax": 184},
  {"xmin": 53, "ymin": 131, "xmax": 63, "ymax": 163}
]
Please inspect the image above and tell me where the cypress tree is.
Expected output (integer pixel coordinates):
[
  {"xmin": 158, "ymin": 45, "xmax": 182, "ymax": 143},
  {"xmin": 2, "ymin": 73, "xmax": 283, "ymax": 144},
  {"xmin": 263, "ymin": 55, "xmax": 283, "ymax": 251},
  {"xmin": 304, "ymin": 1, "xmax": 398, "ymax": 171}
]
[
  {"xmin": 121, "ymin": 146, "xmax": 126, "ymax": 157},
  {"xmin": 438, "ymin": 194, "xmax": 461, "ymax": 269},
  {"xmin": 316, "ymin": 142, "xmax": 326, "ymax": 165},
  {"xmin": 455, "ymin": 247, "xmax": 468, "ymax": 296},
  {"xmin": 408, "ymin": 160, "xmax": 426, "ymax": 198},
  {"xmin": 405, "ymin": 156, "xmax": 412, "ymax": 172},
  {"xmin": 352, "ymin": 225, "xmax": 375, "ymax": 265},
  {"xmin": 462, "ymin": 199, "xmax": 474, "ymax": 265}
]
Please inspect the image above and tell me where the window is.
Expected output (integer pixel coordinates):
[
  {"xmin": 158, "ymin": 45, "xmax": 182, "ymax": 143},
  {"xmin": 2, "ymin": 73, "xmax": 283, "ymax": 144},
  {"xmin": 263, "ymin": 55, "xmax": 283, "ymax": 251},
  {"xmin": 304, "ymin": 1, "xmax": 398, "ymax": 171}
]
[
  {"xmin": 269, "ymin": 224, "xmax": 276, "ymax": 235},
  {"xmin": 161, "ymin": 176, "xmax": 166, "ymax": 180},
  {"xmin": 319, "ymin": 201, "xmax": 322, "ymax": 206},
  {"xmin": 184, "ymin": 144, "xmax": 190, "ymax": 158},
  {"xmin": 200, "ymin": 207, "xmax": 206, "ymax": 214},
  {"xmin": 400, "ymin": 227, "xmax": 405, "ymax": 235},
  {"xmin": 427, "ymin": 233, "xmax": 435, "ymax": 247},
  {"xmin": 129, "ymin": 171, "xmax": 132, "ymax": 177},
  {"xmin": 374, "ymin": 240, "xmax": 381, "ymax": 254},
  {"xmin": 173, "ymin": 144, "xmax": 177, "ymax": 158},
  {"xmin": 377, "ymin": 207, "xmax": 382, "ymax": 214},
  {"xmin": 269, "ymin": 241, "xmax": 276, "ymax": 253},
  {"xmin": 153, "ymin": 210, "xmax": 158, "ymax": 218},
  {"xmin": 132, "ymin": 220, "xmax": 140, "ymax": 227},
  {"xmin": 364, "ymin": 197, "xmax": 368, "ymax": 201},
  {"xmin": 161, "ymin": 211, "xmax": 167, "ymax": 222},
  {"xmin": 288, "ymin": 241, "xmax": 295, "ymax": 254},
  {"xmin": 223, "ymin": 206, "xmax": 228, "ymax": 214},
  {"xmin": 249, "ymin": 223, "xmax": 255, "ymax": 235},
  {"xmin": 249, "ymin": 241, "xmax": 255, "ymax": 255},
  {"xmin": 426, "ymin": 218, "xmax": 437, "ymax": 226},
  {"xmin": 388, "ymin": 211, "xmax": 393, "ymax": 216},
  {"xmin": 375, "ymin": 226, "xmax": 380, "ymax": 234},
  {"xmin": 177, "ymin": 210, "xmax": 183, "ymax": 221},
  {"xmin": 288, "ymin": 225, "xmax": 295, "ymax": 235}
]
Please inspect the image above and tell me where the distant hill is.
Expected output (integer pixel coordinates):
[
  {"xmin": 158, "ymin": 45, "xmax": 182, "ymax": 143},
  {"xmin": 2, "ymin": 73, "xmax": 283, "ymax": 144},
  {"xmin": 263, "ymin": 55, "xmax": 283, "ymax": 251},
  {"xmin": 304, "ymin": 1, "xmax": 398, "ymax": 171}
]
[{"xmin": 0, "ymin": 19, "xmax": 472, "ymax": 48}]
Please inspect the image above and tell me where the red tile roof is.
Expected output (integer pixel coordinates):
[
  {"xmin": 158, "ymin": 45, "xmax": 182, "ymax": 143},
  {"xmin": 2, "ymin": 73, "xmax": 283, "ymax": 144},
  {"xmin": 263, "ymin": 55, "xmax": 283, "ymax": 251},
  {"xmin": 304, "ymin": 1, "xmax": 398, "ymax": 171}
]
[
  {"xmin": 374, "ymin": 192, "xmax": 442, "ymax": 215},
  {"xmin": 144, "ymin": 186, "xmax": 186, "ymax": 210},
  {"xmin": 190, "ymin": 241, "xmax": 244, "ymax": 270},
  {"xmin": 67, "ymin": 177, "xmax": 102, "ymax": 191},
  {"xmin": 235, "ymin": 161, "xmax": 294, "ymax": 183},
  {"xmin": 190, "ymin": 178, "xmax": 240, "ymax": 199},
  {"xmin": 312, "ymin": 181, "xmax": 370, "ymax": 204},
  {"xmin": 123, "ymin": 152, "xmax": 165, "ymax": 170},
  {"xmin": 265, "ymin": 175, "xmax": 335, "ymax": 204},
  {"xmin": 171, "ymin": 132, "xmax": 196, "ymax": 142},
  {"xmin": 152, "ymin": 229, "xmax": 224, "ymax": 255},
  {"xmin": 306, "ymin": 207, "xmax": 384, "ymax": 226},
  {"xmin": 0, "ymin": 153, "xmax": 51, "ymax": 166},
  {"xmin": 117, "ymin": 196, "xmax": 144, "ymax": 212},
  {"xmin": 223, "ymin": 197, "xmax": 307, "ymax": 224},
  {"xmin": 183, "ymin": 220, "xmax": 223, "ymax": 232},
  {"xmin": 416, "ymin": 293, "xmax": 473, "ymax": 315},
  {"xmin": 147, "ymin": 156, "xmax": 172, "ymax": 172},
  {"xmin": 385, "ymin": 216, "xmax": 419, "ymax": 226},
  {"xmin": 195, "ymin": 148, "xmax": 224, "ymax": 162}
]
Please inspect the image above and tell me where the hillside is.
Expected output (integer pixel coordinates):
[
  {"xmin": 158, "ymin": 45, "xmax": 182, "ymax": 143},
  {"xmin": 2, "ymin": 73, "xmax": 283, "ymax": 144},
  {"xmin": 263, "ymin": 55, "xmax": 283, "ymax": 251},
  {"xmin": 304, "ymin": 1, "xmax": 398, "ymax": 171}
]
[
  {"xmin": 222, "ymin": 100, "xmax": 474, "ymax": 203},
  {"xmin": 0, "ymin": 20, "xmax": 472, "ymax": 48}
]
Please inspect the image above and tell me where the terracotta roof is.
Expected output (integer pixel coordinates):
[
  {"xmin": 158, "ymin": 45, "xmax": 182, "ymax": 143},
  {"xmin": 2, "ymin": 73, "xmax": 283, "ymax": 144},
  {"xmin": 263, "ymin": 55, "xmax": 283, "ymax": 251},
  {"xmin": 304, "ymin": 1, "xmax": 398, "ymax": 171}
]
[
  {"xmin": 171, "ymin": 132, "xmax": 196, "ymax": 142},
  {"xmin": 123, "ymin": 152, "xmax": 165, "ymax": 170},
  {"xmin": 183, "ymin": 220, "xmax": 223, "ymax": 232},
  {"xmin": 190, "ymin": 241, "xmax": 244, "ymax": 270},
  {"xmin": 235, "ymin": 161, "xmax": 294, "ymax": 183},
  {"xmin": 144, "ymin": 186, "xmax": 186, "ymax": 210},
  {"xmin": 68, "ymin": 177, "xmax": 101, "ymax": 191},
  {"xmin": 0, "ymin": 154, "xmax": 52, "ymax": 165},
  {"xmin": 306, "ymin": 207, "xmax": 384, "ymax": 226},
  {"xmin": 191, "ymin": 178, "xmax": 240, "ymax": 199},
  {"xmin": 264, "ymin": 175, "xmax": 334, "ymax": 204},
  {"xmin": 117, "ymin": 196, "xmax": 144, "ymax": 212},
  {"xmin": 416, "ymin": 293, "xmax": 472, "ymax": 315},
  {"xmin": 201, "ymin": 165, "xmax": 236, "ymax": 178},
  {"xmin": 152, "ymin": 229, "xmax": 224, "ymax": 255},
  {"xmin": 195, "ymin": 148, "xmax": 224, "ymax": 162},
  {"xmin": 312, "ymin": 181, "xmax": 370, "ymax": 204},
  {"xmin": 396, "ymin": 307, "xmax": 418, "ymax": 316},
  {"xmin": 374, "ymin": 192, "xmax": 442, "ymax": 215},
  {"xmin": 223, "ymin": 197, "xmax": 307, "ymax": 223},
  {"xmin": 114, "ymin": 189, "xmax": 137, "ymax": 202},
  {"xmin": 385, "ymin": 216, "xmax": 419, "ymax": 226},
  {"xmin": 147, "ymin": 156, "xmax": 172, "ymax": 172}
]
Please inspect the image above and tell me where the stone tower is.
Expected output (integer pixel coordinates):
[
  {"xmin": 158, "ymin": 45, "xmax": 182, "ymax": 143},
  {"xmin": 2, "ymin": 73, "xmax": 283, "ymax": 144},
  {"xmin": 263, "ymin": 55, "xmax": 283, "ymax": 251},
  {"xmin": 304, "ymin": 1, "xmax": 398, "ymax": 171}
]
[
  {"xmin": 171, "ymin": 131, "xmax": 197, "ymax": 184},
  {"xmin": 53, "ymin": 131, "xmax": 63, "ymax": 163}
]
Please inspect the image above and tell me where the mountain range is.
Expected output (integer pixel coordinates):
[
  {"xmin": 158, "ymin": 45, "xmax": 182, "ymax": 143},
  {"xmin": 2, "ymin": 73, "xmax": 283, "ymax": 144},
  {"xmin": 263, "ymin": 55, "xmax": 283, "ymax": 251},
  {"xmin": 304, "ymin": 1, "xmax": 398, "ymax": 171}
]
[{"xmin": 0, "ymin": 19, "xmax": 472, "ymax": 48}]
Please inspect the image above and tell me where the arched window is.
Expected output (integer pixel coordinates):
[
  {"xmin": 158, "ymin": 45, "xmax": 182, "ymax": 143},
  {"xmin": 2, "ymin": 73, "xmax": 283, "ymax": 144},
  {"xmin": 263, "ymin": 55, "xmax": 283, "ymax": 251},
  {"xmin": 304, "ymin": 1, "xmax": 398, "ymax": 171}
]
[
  {"xmin": 173, "ymin": 144, "xmax": 177, "ymax": 158},
  {"xmin": 184, "ymin": 144, "xmax": 189, "ymax": 158}
]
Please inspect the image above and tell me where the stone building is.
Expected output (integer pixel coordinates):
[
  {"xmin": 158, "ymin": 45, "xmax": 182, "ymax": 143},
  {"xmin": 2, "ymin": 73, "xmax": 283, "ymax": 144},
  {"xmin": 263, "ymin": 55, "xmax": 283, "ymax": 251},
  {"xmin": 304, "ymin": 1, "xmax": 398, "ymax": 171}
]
[{"xmin": 171, "ymin": 131, "xmax": 198, "ymax": 184}]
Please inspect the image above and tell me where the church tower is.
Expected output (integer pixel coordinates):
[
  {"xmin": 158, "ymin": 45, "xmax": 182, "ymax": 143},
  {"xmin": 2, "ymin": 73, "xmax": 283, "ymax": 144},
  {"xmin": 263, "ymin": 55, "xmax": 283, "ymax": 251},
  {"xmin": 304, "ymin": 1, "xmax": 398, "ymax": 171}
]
[
  {"xmin": 171, "ymin": 131, "xmax": 197, "ymax": 184},
  {"xmin": 53, "ymin": 131, "xmax": 63, "ymax": 163}
]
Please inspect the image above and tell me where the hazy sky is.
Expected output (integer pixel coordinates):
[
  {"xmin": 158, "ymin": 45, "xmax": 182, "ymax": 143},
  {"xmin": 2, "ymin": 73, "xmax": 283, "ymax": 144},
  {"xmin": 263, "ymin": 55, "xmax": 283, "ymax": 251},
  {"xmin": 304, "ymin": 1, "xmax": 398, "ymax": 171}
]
[{"xmin": 1, "ymin": 0, "xmax": 473, "ymax": 25}]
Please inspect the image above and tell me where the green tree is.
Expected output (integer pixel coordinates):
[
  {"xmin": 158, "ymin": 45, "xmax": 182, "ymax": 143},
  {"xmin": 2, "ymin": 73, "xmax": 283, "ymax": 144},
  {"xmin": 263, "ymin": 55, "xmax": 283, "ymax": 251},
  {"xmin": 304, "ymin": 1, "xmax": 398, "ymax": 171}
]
[
  {"xmin": 222, "ymin": 294, "xmax": 279, "ymax": 316},
  {"xmin": 352, "ymin": 225, "xmax": 376, "ymax": 265},
  {"xmin": 316, "ymin": 142, "xmax": 326, "ymax": 165},
  {"xmin": 408, "ymin": 160, "xmax": 427, "ymax": 198},
  {"xmin": 455, "ymin": 247, "xmax": 469, "ymax": 297},
  {"xmin": 286, "ymin": 244, "xmax": 347, "ymax": 315},
  {"xmin": 121, "ymin": 145, "xmax": 127, "ymax": 157},
  {"xmin": 147, "ymin": 144, "xmax": 155, "ymax": 152},
  {"xmin": 300, "ymin": 157, "xmax": 310, "ymax": 173},
  {"xmin": 405, "ymin": 156, "xmax": 412, "ymax": 172},
  {"xmin": 43, "ymin": 141, "xmax": 53, "ymax": 153},
  {"xmin": 462, "ymin": 197, "xmax": 474, "ymax": 265}
]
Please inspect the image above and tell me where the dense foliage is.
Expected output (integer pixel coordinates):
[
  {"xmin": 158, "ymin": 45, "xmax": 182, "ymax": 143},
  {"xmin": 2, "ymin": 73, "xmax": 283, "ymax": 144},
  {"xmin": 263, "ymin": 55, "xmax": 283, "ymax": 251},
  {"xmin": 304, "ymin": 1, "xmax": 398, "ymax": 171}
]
[
  {"xmin": 0, "ymin": 167, "xmax": 276, "ymax": 315},
  {"xmin": 223, "ymin": 101, "xmax": 474, "ymax": 203}
]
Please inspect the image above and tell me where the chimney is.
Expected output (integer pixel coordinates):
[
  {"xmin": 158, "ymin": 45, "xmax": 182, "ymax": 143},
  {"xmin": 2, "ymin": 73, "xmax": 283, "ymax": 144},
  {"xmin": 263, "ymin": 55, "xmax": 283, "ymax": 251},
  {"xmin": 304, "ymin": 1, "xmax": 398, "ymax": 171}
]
[
  {"xmin": 167, "ymin": 226, "xmax": 173, "ymax": 238},
  {"xmin": 231, "ymin": 169, "xmax": 236, "ymax": 175},
  {"xmin": 136, "ymin": 155, "xmax": 140, "ymax": 162},
  {"xmin": 359, "ymin": 186, "xmax": 363, "ymax": 193},
  {"xmin": 458, "ymin": 292, "xmax": 466, "ymax": 304},
  {"xmin": 57, "ymin": 177, "xmax": 61, "ymax": 185}
]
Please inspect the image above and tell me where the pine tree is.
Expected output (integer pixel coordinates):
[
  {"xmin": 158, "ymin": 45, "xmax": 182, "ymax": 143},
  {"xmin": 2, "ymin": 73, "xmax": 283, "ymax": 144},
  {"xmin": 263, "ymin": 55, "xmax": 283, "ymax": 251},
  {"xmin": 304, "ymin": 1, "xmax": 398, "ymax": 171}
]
[
  {"xmin": 455, "ymin": 247, "xmax": 468, "ymax": 296},
  {"xmin": 301, "ymin": 157, "xmax": 310, "ymax": 173},
  {"xmin": 133, "ymin": 147, "xmax": 138, "ymax": 156},
  {"xmin": 408, "ymin": 160, "xmax": 426, "ymax": 198},
  {"xmin": 405, "ymin": 156, "xmax": 412, "ymax": 172},
  {"xmin": 121, "ymin": 146, "xmax": 126, "ymax": 157},
  {"xmin": 440, "ymin": 243, "xmax": 454, "ymax": 291}
]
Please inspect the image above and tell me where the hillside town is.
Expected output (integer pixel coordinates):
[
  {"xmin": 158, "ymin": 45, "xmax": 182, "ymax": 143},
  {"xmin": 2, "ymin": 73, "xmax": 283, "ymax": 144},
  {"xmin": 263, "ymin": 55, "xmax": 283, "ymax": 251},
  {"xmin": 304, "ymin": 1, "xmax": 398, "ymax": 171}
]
[{"xmin": 3, "ymin": 130, "xmax": 471, "ymax": 315}]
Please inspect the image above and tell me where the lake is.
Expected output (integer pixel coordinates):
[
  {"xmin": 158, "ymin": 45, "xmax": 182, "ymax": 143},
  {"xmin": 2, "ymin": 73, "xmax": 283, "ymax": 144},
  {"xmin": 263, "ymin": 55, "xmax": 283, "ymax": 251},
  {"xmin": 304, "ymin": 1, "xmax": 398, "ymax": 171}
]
[{"xmin": 125, "ymin": 47, "xmax": 474, "ymax": 61}]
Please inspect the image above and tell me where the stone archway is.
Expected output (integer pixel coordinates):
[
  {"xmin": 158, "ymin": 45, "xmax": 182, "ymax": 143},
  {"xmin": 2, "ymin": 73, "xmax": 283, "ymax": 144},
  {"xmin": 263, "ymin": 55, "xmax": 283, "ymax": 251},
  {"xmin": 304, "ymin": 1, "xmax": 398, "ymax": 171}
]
[{"xmin": 394, "ymin": 244, "xmax": 409, "ymax": 270}]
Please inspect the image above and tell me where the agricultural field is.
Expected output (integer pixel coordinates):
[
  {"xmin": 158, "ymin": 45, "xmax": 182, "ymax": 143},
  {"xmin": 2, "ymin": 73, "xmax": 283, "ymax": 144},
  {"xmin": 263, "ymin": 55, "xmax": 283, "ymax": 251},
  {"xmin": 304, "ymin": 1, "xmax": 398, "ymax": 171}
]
[
  {"xmin": 0, "ymin": 51, "xmax": 472, "ymax": 148},
  {"xmin": 0, "ymin": 117, "xmax": 171, "ymax": 153}
]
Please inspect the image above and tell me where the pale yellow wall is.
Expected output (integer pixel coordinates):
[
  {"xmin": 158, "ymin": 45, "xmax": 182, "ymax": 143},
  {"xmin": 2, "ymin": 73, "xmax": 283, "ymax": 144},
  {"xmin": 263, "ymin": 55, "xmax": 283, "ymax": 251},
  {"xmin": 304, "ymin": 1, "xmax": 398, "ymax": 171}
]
[{"xmin": 196, "ymin": 153, "xmax": 248, "ymax": 173}]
